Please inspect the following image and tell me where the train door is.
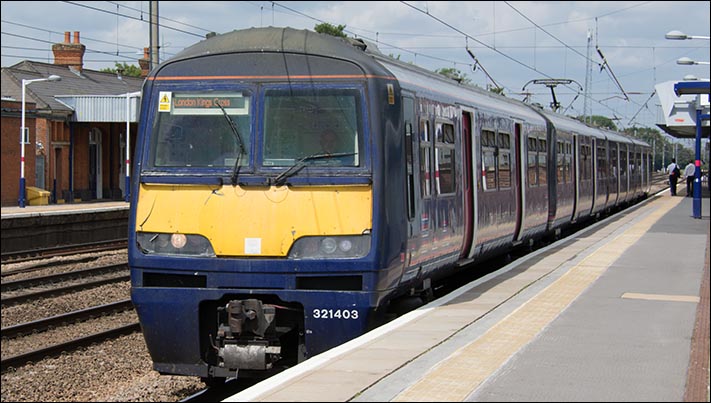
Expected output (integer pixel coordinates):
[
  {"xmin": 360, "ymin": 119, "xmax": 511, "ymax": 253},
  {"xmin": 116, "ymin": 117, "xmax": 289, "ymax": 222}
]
[
  {"xmin": 571, "ymin": 133, "xmax": 579, "ymax": 220},
  {"xmin": 401, "ymin": 94, "xmax": 420, "ymax": 280},
  {"xmin": 432, "ymin": 118, "xmax": 458, "ymax": 252},
  {"xmin": 475, "ymin": 113, "xmax": 517, "ymax": 254},
  {"xmin": 403, "ymin": 95, "xmax": 418, "ymax": 239},
  {"xmin": 609, "ymin": 142, "xmax": 620, "ymax": 205},
  {"xmin": 619, "ymin": 144, "xmax": 629, "ymax": 202},
  {"xmin": 512, "ymin": 122, "xmax": 524, "ymax": 242},
  {"xmin": 594, "ymin": 139, "xmax": 609, "ymax": 213},
  {"xmin": 590, "ymin": 137, "xmax": 597, "ymax": 214},
  {"xmin": 397, "ymin": 111, "xmax": 436, "ymax": 283},
  {"xmin": 460, "ymin": 109, "xmax": 476, "ymax": 260},
  {"xmin": 573, "ymin": 133, "xmax": 593, "ymax": 221}
]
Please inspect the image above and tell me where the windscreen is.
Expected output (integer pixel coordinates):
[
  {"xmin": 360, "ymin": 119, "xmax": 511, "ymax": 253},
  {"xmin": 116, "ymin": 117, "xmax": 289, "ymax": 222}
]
[
  {"xmin": 262, "ymin": 87, "xmax": 363, "ymax": 167},
  {"xmin": 148, "ymin": 91, "xmax": 251, "ymax": 168}
]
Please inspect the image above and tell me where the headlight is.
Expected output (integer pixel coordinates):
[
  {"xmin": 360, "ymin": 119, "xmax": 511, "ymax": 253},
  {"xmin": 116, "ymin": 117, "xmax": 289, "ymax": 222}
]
[
  {"xmin": 288, "ymin": 235, "xmax": 370, "ymax": 259},
  {"xmin": 137, "ymin": 232, "xmax": 216, "ymax": 257}
]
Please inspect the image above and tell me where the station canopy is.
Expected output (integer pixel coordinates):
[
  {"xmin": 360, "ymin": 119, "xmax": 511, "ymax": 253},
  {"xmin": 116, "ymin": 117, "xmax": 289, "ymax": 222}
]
[{"xmin": 655, "ymin": 79, "xmax": 710, "ymax": 138}]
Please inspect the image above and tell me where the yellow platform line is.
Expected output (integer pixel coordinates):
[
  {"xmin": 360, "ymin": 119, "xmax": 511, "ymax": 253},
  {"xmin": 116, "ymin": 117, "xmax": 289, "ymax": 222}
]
[{"xmin": 393, "ymin": 196, "xmax": 682, "ymax": 402}]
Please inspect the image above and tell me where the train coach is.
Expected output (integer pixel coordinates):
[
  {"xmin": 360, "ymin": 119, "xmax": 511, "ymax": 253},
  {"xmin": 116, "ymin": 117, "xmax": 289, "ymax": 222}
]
[{"xmin": 128, "ymin": 27, "xmax": 651, "ymax": 383}]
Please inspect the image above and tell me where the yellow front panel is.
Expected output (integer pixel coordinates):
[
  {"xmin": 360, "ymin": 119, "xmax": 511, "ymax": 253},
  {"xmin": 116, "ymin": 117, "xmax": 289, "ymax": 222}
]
[{"xmin": 135, "ymin": 184, "xmax": 372, "ymax": 256}]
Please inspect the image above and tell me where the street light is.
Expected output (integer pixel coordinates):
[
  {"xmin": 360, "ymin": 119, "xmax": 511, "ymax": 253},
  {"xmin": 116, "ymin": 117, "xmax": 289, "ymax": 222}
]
[
  {"xmin": 677, "ymin": 57, "xmax": 710, "ymax": 66},
  {"xmin": 117, "ymin": 70, "xmax": 131, "ymax": 202},
  {"xmin": 665, "ymin": 30, "xmax": 711, "ymax": 40},
  {"xmin": 20, "ymin": 74, "xmax": 61, "ymax": 208}
]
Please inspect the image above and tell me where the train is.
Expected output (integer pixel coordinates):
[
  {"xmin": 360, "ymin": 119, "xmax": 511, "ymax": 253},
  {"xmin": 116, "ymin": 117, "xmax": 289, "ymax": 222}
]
[{"xmin": 128, "ymin": 27, "xmax": 652, "ymax": 383}]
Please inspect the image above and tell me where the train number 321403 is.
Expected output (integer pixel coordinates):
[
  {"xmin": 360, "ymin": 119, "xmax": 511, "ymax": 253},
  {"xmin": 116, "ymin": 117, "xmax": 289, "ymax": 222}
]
[{"xmin": 312, "ymin": 308, "xmax": 359, "ymax": 319}]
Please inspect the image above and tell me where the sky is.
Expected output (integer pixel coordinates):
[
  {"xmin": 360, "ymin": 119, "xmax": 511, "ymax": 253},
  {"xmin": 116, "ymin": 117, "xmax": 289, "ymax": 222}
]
[{"xmin": 1, "ymin": 1, "xmax": 709, "ymax": 135}]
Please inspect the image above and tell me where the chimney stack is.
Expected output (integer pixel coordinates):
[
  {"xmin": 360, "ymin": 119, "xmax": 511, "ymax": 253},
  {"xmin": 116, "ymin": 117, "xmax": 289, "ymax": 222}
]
[
  {"xmin": 52, "ymin": 31, "xmax": 86, "ymax": 72},
  {"xmin": 138, "ymin": 47, "xmax": 151, "ymax": 78}
]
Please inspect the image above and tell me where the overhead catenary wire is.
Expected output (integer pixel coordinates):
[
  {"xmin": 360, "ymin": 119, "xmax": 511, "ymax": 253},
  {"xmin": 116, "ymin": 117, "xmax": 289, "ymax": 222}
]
[{"xmin": 1, "ymin": 1, "xmax": 693, "ymax": 130}]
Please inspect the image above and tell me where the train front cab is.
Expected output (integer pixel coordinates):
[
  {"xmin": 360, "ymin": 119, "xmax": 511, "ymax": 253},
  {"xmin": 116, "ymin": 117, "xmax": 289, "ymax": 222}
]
[{"xmin": 128, "ymin": 27, "xmax": 414, "ymax": 381}]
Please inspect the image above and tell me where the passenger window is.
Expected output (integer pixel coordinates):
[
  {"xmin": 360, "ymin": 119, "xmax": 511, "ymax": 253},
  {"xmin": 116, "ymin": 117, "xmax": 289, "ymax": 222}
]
[
  {"xmin": 538, "ymin": 138, "xmax": 547, "ymax": 185},
  {"xmin": 557, "ymin": 141, "xmax": 565, "ymax": 183},
  {"xmin": 435, "ymin": 122, "xmax": 456, "ymax": 194},
  {"xmin": 597, "ymin": 146, "xmax": 607, "ymax": 180},
  {"xmin": 498, "ymin": 133, "xmax": 511, "ymax": 189},
  {"xmin": 481, "ymin": 129, "xmax": 497, "ymax": 191},
  {"xmin": 420, "ymin": 120, "xmax": 432, "ymax": 198},
  {"xmin": 527, "ymin": 137, "xmax": 538, "ymax": 186}
]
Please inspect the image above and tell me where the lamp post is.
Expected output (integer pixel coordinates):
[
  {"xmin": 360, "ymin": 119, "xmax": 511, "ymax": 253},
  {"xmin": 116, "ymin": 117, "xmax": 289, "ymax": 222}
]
[
  {"xmin": 676, "ymin": 57, "xmax": 710, "ymax": 66},
  {"xmin": 19, "ymin": 75, "xmax": 61, "ymax": 208},
  {"xmin": 117, "ymin": 72, "xmax": 131, "ymax": 202},
  {"xmin": 665, "ymin": 30, "xmax": 711, "ymax": 40}
]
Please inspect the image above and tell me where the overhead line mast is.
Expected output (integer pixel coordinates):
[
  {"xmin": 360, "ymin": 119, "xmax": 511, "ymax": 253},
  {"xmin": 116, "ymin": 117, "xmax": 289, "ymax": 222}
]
[{"xmin": 584, "ymin": 29, "xmax": 593, "ymax": 124}]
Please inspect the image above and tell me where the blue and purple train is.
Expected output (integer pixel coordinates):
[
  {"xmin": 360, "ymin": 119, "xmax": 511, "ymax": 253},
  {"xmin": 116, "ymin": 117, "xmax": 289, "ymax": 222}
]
[{"xmin": 128, "ymin": 27, "xmax": 651, "ymax": 383}]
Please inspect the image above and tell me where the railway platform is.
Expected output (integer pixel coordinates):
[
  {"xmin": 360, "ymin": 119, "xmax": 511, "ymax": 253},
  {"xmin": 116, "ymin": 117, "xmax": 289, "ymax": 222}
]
[
  {"xmin": 227, "ymin": 187, "xmax": 710, "ymax": 402},
  {"xmin": 0, "ymin": 200, "xmax": 129, "ymax": 218},
  {"xmin": 1, "ymin": 201, "xmax": 129, "ymax": 256}
]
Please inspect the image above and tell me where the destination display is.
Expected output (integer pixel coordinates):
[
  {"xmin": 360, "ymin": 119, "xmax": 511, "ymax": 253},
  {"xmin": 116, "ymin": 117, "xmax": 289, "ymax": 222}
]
[{"xmin": 159, "ymin": 91, "xmax": 249, "ymax": 115}]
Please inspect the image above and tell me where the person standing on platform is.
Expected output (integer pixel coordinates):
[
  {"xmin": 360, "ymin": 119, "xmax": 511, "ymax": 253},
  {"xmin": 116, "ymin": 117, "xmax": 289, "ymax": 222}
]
[
  {"xmin": 683, "ymin": 160, "xmax": 695, "ymax": 197},
  {"xmin": 667, "ymin": 158, "xmax": 680, "ymax": 196}
]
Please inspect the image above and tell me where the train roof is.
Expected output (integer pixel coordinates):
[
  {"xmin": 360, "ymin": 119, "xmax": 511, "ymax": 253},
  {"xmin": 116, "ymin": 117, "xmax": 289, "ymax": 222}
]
[
  {"xmin": 164, "ymin": 27, "xmax": 646, "ymax": 148},
  {"xmin": 164, "ymin": 26, "xmax": 544, "ymax": 123},
  {"xmin": 168, "ymin": 26, "xmax": 380, "ymax": 72},
  {"xmin": 538, "ymin": 109, "xmax": 605, "ymax": 138},
  {"xmin": 377, "ymin": 57, "xmax": 545, "ymax": 123},
  {"xmin": 538, "ymin": 108, "xmax": 649, "ymax": 147}
]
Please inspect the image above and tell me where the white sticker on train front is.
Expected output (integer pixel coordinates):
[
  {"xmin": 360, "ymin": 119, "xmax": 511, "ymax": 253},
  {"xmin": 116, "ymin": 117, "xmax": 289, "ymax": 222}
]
[{"xmin": 245, "ymin": 238, "xmax": 262, "ymax": 254}]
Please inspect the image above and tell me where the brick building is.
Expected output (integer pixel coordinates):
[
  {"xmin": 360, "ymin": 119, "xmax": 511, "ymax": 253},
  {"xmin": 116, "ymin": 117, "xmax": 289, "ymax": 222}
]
[{"xmin": 1, "ymin": 31, "xmax": 146, "ymax": 207}]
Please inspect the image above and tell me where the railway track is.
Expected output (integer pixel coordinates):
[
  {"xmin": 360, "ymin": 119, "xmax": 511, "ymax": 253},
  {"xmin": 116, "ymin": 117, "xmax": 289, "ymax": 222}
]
[
  {"xmin": 1, "ymin": 263, "xmax": 128, "ymax": 292},
  {"xmin": 1, "ymin": 254, "xmax": 135, "ymax": 373},
  {"xmin": 1, "ymin": 322, "xmax": 140, "ymax": 372},
  {"xmin": 1, "ymin": 263, "xmax": 129, "ymax": 307},
  {"xmin": 1, "ymin": 299, "xmax": 134, "ymax": 339},
  {"xmin": 1, "ymin": 239, "xmax": 128, "ymax": 264}
]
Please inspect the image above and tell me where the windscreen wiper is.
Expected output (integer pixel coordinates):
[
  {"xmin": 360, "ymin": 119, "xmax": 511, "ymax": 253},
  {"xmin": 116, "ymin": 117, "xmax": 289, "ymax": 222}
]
[
  {"xmin": 216, "ymin": 103, "xmax": 247, "ymax": 186},
  {"xmin": 273, "ymin": 152, "xmax": 356, "ymax": 186}
]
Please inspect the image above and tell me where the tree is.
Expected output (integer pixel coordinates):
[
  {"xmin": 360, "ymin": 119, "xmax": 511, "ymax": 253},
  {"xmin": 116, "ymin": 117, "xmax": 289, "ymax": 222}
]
[
  {"xmin": 100, "ymin": 62, "xmax": 142, "ymax": 77},
  {"xmin": 575, "ymin": 115, "xmax": 618, "ymax": 131},
  {"xmin": 435, "ymin": 67, "xmax": 471, "ymax": 84},
  {"xmin": 488, "ymin": 86, "xmax": 505, "ymax": 96},
  {"xmin": 314, "ymin": 23, "xmax": 347, "ymax": 38}
]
